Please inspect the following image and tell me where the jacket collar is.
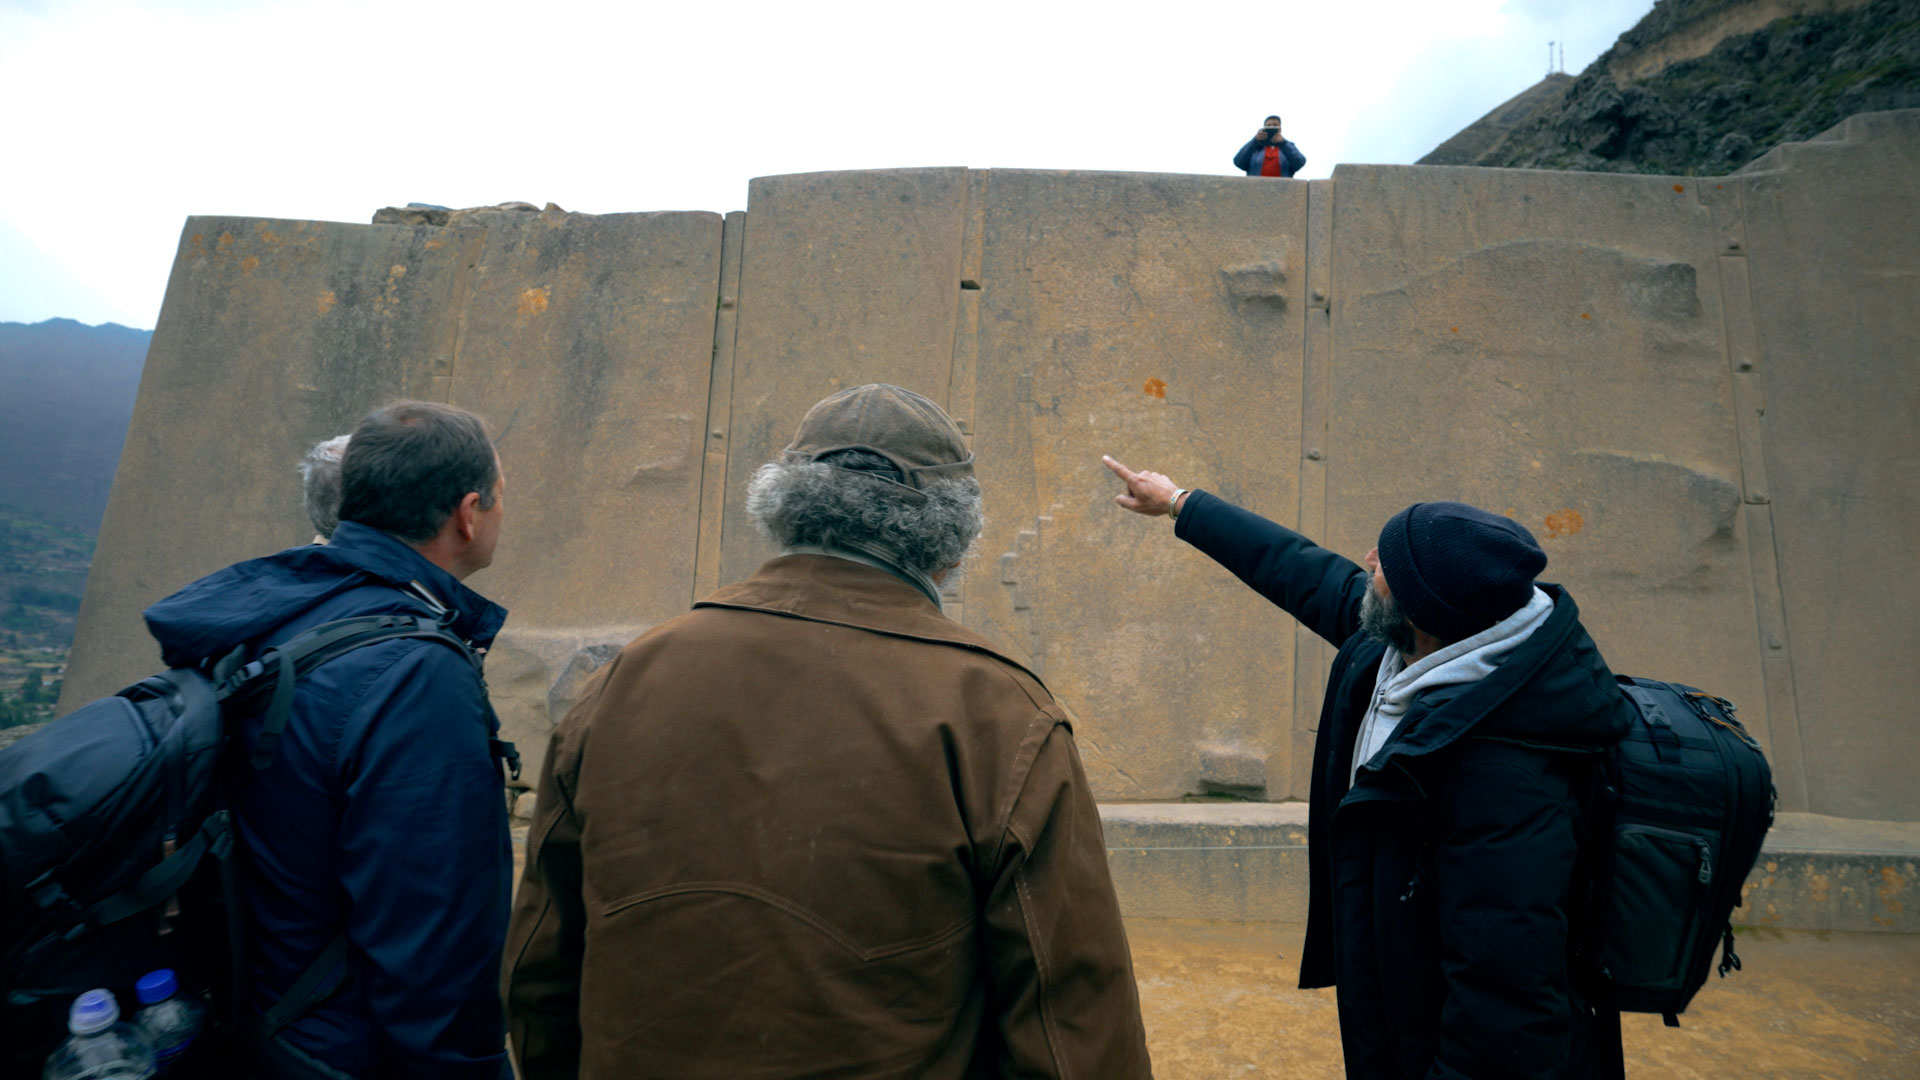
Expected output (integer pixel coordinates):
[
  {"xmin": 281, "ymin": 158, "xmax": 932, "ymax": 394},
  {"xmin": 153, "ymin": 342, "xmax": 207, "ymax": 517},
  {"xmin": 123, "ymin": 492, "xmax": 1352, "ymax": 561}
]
[
  {"xmin": 779, "ymin": 540, "xmax": 944, "ymax": 610},
  {"xmin": 324, "ymin": 521, "xmax": 508, "ymax": 646},
  {"xmin": 696, "ymin": 554, "xmax": 1038, "ymax": 681},
  {"xmin": 1346, "ymin": 584, "xmax": 1619, "ymax": 799}
]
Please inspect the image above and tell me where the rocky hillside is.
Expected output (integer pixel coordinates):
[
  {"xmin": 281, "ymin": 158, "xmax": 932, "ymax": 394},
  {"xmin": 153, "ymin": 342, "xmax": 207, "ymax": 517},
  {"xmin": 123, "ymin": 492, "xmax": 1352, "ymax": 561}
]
[
  {"xmin": 0, "ymin": 319, "xmax": 149, "ymax": 534},
  {"xmin": 0, "ymin": 319, "xmax": 147, "ymax": 722},
  {"xmin": 1422, "ymin": 0, "xmax": 1920, "ymax": 174}
]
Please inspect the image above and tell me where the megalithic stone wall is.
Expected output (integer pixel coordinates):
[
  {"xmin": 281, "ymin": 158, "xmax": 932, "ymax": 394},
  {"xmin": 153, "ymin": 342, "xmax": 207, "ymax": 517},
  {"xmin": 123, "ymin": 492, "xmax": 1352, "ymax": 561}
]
[{"xmin": 61, "ymin": 111, "xmax": 1920, "ymax": 822}]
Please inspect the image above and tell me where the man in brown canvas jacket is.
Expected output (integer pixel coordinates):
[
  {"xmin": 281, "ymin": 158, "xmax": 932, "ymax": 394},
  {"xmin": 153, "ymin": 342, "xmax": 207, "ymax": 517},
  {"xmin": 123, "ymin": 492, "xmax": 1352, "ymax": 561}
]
[{"xmin": 504, "ymin": 384, "xmax": 1151, "ymax": 1079}]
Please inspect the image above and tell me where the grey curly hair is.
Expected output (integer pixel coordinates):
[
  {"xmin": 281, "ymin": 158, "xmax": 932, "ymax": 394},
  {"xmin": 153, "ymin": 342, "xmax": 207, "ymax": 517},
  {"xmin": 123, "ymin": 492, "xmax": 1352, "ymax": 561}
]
[
  {"xmin": 299, "ymin": 434, "xmax": 352, "ymax": 540},
  {"xmin": 746, "ymin": 450, "xmax": 984, "ymax": 577}
]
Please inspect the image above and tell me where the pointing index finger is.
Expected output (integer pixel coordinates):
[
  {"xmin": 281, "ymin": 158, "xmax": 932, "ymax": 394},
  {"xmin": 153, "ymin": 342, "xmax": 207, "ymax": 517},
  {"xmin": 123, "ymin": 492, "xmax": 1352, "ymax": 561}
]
[{"xmin": 1101, "ymin": 454, "xmax": 1136, "ymax": 483}]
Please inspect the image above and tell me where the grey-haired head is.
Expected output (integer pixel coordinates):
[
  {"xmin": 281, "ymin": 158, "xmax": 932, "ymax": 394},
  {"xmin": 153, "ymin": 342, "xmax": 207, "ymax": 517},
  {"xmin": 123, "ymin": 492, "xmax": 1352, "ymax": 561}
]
[
  {"xmin": 299, "ymin": 434, "xmax": 352, "ymax": 540},
  {"xmin": 748, "ymin": 384, "xmax": 982, "ymax": 577}
]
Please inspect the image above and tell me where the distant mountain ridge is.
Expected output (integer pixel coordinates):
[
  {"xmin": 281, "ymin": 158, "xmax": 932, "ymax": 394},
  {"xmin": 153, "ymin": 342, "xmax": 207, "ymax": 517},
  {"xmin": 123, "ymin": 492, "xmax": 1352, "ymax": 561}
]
[
  {"xmin": 1421, "ymin": 0, "xmax": 1919, "ymax": 173},
  {"xmin": 0, "ymin": 318, "xmax": 150, "ymax": 536}
]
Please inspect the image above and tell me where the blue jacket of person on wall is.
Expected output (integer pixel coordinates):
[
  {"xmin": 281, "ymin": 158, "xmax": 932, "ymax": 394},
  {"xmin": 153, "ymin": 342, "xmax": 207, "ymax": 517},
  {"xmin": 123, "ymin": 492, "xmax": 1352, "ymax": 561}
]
[{"xmin": 1234, "ymin": 114, "xmax": 1307, "ymax": 177}]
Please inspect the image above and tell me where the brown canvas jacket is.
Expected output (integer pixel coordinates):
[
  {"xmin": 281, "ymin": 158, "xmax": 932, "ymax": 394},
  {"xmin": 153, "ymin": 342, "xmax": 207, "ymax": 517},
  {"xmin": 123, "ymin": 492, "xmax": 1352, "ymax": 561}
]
[{"xmin": 504, "ymin": 554, "xmax": 1151, "ymax": 1079}]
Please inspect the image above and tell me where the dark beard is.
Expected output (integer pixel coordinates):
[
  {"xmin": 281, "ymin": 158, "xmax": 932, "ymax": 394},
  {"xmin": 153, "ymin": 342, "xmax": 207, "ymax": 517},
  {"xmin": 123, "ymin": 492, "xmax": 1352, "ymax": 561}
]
[{"xmin": 1359, "ymin": 586, "xmax": 1417, "ymax": 656}]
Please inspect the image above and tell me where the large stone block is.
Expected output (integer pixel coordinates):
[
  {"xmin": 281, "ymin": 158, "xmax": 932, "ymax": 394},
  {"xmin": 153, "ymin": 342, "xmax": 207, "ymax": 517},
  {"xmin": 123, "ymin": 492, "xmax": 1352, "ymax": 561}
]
[
  {"xmin": 61, "ymin": 217, "xmax": 473, "ymax": 707},
  {"xmin": 969, "ymin": 170, "xmax": 1309, "ymax": 801},
  {"xmin": 1735, "ymin": 111, "xmax": 1920, "ymax": 820},
  {"xmin": 445, "ymin": 209, "xmax": 724, "ymax": 630},
  {"xmin": 1322, "ymin": 164, "xmax": 1770, "ymax": 759},
  {"xmin": 717, "ymin": 168, "xmax": 973, "ymax": 584},
  {"xmin": 59, "ymin": 208, "xmax": 727, "ymax": 797}
]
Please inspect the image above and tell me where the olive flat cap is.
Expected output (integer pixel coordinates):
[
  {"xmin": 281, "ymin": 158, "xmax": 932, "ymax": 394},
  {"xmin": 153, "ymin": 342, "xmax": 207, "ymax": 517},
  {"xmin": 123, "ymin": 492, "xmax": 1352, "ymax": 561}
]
[{"xmin": 783, "ymin": 384, "xmax": 974, "ymax": 498}]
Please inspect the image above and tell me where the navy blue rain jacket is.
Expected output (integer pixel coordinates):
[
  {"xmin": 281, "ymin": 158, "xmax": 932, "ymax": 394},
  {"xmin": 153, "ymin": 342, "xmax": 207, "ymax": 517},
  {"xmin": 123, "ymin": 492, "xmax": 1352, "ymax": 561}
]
[
  {"xmin": 1233, "ymin": 135, "xmax": 1306, "ymax": 177},
  {"xmin": 145, "ymin": 521, "xmax": 512, "ymax": 1079},
  {"xmin": 1174, "ymin": 491, "xmax": 1631, "ymax": 1079}
]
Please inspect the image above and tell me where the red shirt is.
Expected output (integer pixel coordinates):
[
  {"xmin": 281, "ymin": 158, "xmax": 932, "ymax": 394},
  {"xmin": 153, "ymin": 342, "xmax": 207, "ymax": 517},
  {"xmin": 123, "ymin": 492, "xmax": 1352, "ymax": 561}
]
[{"xmin": 1261, "ymin": 145, "xmax": 1283, "ymax": 177}]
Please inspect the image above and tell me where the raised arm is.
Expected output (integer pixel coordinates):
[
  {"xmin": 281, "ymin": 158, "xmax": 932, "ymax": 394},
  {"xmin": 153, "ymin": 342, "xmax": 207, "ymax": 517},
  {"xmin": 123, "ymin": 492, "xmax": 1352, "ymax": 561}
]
[{"xmin": 1103, "ymin": 455, "xmax": 1367, "ymax": 646}]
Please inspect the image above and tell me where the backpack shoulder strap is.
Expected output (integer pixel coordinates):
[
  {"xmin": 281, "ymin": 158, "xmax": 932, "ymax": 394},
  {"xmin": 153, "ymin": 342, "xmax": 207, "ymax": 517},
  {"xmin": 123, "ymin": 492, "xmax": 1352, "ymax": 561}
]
[
  {"xmin": 221, "ymin": 614, "xmax": 478, "ymax": 771},
  {"xmin": 255, "ymin": 932, "xmax": 352, "ymax": 1049},
  {"xmin": 217, "ymin": 615, "xmax": 485, "ymax": 1046}
]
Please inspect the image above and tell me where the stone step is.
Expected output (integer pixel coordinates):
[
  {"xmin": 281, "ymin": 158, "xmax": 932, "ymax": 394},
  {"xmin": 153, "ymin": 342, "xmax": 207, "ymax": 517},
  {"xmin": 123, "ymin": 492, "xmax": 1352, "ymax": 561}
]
[{"xmin": 1100, "ymin": 803, "xmax": 1920, "ymax": 933}]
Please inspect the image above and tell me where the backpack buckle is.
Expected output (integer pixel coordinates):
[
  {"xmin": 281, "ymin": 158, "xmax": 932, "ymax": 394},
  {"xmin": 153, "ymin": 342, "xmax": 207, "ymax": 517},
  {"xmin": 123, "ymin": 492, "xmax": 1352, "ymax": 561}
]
[{"xmin": 27, "ymin": 872, "xmax": 91, "ymax": 933}]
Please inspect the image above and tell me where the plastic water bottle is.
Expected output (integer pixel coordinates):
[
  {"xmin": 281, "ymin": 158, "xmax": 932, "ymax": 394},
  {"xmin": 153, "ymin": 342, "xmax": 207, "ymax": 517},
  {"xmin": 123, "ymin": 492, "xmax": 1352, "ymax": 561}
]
[
  {"xmin": 131, "ymin": 970, "xmax": 204, "ymax": 1075},
  {"xmin": 40, "ymin": 989, "xmax": 156, "ymax": 1080}
]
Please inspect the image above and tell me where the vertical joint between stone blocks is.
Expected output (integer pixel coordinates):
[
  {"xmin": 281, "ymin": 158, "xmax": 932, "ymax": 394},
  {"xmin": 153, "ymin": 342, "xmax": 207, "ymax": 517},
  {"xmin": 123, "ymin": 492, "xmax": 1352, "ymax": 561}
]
[
  {"xmin": 943, "ymin": 172, "xmax": 990, "ymax": 623},
  {"xmin": 1291, "ymin": 178, "xmax": 1337, "ymax": 801},
  {"xmin": 1712, "ymin": 186, "xmax": 1808, "ymax": 811},
  {"xmin": 437, "ymin": 227, "xmax": 492, "ymax": 404},
  {"xmin": 694, "ymin": 210, "xmax": 748, "ymax": 602}
]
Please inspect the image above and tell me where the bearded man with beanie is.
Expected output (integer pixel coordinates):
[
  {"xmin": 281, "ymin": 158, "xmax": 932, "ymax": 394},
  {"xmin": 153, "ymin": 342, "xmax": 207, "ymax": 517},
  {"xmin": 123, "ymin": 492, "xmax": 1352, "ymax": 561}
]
[{"xmin": 1105, "ymin": 455, "xmax": 1632, "ymax": 1079}]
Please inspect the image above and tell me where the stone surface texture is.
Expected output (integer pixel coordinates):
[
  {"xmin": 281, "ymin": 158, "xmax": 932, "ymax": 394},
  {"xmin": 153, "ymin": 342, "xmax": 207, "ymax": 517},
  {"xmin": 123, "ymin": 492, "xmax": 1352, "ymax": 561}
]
[{"xmin": 61, "ymin": 112, "xmax": 1920, "ymax": 832}]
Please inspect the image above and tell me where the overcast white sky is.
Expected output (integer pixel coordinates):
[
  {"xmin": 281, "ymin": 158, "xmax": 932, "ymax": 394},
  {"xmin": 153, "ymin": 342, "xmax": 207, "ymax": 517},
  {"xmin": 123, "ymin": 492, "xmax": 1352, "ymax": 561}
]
[{"xmin": 0, "ymin": 0, "xmax": 1654, "ymax": 329}]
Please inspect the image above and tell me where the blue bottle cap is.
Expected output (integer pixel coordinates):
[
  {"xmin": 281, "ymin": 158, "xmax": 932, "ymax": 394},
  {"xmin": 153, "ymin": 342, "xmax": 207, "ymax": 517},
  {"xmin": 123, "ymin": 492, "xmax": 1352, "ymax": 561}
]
[
  {"xmin": 69, "ymin": 989, "xmax": 119, "ymax": 1035},
  {"xmin": 135, "ymin": 968, "xmax": 179, "ymax": 1005}
]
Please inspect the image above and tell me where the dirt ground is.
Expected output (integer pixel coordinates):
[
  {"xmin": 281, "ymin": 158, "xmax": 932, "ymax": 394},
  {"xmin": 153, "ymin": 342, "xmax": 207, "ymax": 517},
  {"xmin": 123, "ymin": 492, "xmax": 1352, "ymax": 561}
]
[
  {"xmin": 509, "ymin": 830, "xmax": 1920, "ymax": 1077},
  {"xmin": 1128, "ymin": 919, "xmax": 1920, "ymax": 1079}
]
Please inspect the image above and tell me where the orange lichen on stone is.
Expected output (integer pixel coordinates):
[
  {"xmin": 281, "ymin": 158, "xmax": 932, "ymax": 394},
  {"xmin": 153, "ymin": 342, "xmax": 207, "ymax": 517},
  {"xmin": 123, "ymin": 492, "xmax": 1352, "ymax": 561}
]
[
  {"xmin": 1580, "ymin": 312, "xmax": 1591, "ymax": 319},
  {"xmin": 317, "ymin": 290, "xmax": 338, "ymax": 316},
  {"xmin": 1878, "ymin": 867, "xmax": 1907, "ymax": 914},
  {"xmin": 1545, "ymin": 509, "xmax": 1584, "ymax": 538},
  {"xmin": 1673, "ymin": 184, "xmax": 1686, "ymax": 193},
  {"xmin": 518, "ymin": 287, "xmax": 551, "ymax": 316},
  {"xmin": 1450, "ymin": 326, "xmax": 1459, "ymax": 333},
  {"xmin": 240, "ymin": 255, "xmax": 259, "ymax": 273},
  {"xmin": 389, "ymin": 265, "xmax": 407, "ymax": 279},
  {"xmin": 1143, "ymin": 377, "xmax": 1168, "ymax": 398},
  {"xmin": 217, "ymin": 232, "xmax": 234, "ymax": 251}
]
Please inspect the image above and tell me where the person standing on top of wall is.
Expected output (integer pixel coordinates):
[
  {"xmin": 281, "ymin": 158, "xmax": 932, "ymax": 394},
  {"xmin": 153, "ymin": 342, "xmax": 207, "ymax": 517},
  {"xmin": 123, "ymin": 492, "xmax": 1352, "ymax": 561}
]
[{"xmin": 1234, "ymin": 114, "xmax": 1307, "ymax": 177}]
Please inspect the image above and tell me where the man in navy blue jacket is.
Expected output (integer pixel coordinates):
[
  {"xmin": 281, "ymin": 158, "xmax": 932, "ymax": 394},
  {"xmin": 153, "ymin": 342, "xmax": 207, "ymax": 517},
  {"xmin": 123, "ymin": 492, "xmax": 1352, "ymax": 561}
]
[
  {"xmin": 1104, "ymin": 456, "xmax": 1631, "ymax": 1079},
  {"xmin": 1234, "ymin": 114, "xmax": 1307, "ymax": 177},
  {"xmin": 145, "ymin": 401, "xmax": 513, "ymax": 1079}
]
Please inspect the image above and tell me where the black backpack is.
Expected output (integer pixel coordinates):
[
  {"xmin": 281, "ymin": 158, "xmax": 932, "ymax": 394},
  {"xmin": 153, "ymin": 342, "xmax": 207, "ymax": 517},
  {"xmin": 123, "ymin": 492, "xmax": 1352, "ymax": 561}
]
[
  {"xmin": 1581, "ymin": 676, "xmax": 1775, "ymax": 1071},
  {"xmin": 0, "ymin": 612, "xmax": 516, "ymax": 1074}
]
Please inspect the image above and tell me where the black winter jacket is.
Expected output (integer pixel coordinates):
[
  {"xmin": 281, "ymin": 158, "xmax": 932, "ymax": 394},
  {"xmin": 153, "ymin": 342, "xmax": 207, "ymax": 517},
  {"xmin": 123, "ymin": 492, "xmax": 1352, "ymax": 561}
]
[{"xmin": 1175, "ymin": 491, "xmax": 1632, "ymax": 1080}]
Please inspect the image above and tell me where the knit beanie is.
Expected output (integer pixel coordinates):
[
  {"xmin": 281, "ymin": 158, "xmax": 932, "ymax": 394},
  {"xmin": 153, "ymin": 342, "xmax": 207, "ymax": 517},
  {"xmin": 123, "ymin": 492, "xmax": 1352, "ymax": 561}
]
[{"xmin": 1375, "ymin": 502, "xmax": 1548, "ymax": 643}]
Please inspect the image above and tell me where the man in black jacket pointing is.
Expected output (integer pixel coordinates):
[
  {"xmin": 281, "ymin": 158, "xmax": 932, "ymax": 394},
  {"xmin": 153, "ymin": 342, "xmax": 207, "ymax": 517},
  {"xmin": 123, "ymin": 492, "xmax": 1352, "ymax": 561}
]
[{"xmin": 1104, "ymin": 455, "xmax": 1632, "ymax": 1080}]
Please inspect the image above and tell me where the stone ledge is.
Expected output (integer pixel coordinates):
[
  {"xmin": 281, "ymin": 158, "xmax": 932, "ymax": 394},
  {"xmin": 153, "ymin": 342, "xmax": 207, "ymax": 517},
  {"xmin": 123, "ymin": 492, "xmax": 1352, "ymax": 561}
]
[
  {"xmin": 1737, "ymin": 813, "xmax": 1919, "ymax": 933},
  {"xmin": 1100, "ymin": 804, "xmax": 1920, "ymax": 932},
  {"xmin": 1100, "ymin": 802, "xmax": 1310, "ymax": 923}
]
